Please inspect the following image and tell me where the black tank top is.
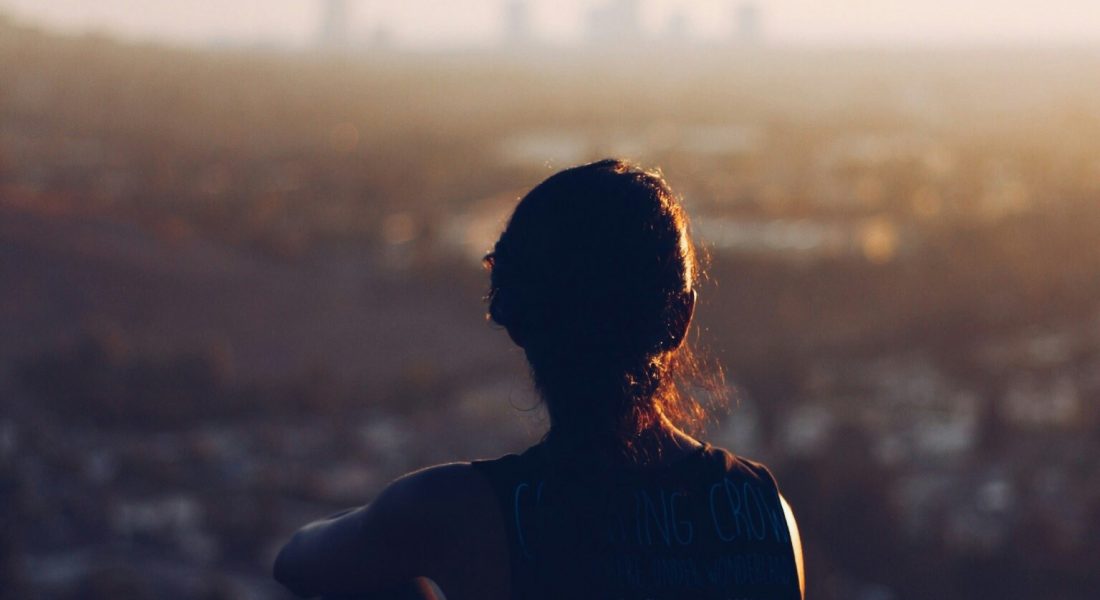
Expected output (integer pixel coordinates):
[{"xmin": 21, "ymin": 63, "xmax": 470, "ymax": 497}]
[{"xmin": 471, "ymin": 443, "xmax": 801, "ymax": 600}]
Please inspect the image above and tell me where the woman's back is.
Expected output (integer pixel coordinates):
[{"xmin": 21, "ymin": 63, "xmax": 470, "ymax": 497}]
[{"xmin": 472, "ymin": 442, "xmax": 801, "ymax": 600}]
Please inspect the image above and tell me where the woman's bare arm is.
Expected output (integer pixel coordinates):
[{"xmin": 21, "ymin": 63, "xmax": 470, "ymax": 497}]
[
  {"xmin": 273, "ymin": 463, "xmax": 507, "ymax": 599},
  {"xmin": 780, "ymin": 494, "xmax": 806, "ymax": 599},
  {"xmin": 274, "ymin": 479, "xmax": 418, "ymax": 597}
]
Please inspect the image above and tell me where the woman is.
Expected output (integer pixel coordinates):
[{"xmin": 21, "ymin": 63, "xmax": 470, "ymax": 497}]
[{"xmin": 274, "ymin": 159, "xmax": 805, "ymax": 599}]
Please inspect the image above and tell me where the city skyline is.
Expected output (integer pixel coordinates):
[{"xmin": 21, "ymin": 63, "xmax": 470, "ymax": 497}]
[{"xmin": 4, "ymin": 0, "xmax": 1100, "ymax": 49}]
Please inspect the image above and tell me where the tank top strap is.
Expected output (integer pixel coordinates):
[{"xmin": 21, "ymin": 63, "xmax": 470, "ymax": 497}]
[{"xmin": 470, "ymin": 447, "xmax": 549, "ymax": 598}]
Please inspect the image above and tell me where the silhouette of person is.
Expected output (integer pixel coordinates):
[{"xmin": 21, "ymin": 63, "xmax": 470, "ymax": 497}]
[{"xmin": 274, "ymin": 159, "xmax": 805, "ymax": 599}]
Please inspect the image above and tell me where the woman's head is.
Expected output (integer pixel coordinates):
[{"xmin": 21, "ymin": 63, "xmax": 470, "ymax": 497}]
[{"xmin": 484, "ymin": 159, "xmax": 720, "ymax": 459}]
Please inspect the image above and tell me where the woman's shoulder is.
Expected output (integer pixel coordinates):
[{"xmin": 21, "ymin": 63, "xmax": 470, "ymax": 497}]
[
  {"xmin": 702, "ymin": 444, "xmax": 782, "ymax": 484},
  {"xmin": 366, "ymin": 461, "xmax": 511, "ymax": 598},
  {"xmin": 273, "ymin": 461, "xmax": 506, "ymax": 597},
  {"xmin": 697, "ymin": 446, "xmax": 792, "ymax": 505},
  {"xmin": 375, "ymin": 461, "xmax": 498, "ymax": 520}
]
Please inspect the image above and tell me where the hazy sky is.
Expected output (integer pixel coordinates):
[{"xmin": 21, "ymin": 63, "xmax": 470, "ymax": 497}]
[{"xmin": 4, "ymin": 0, "xmax": 1100, "ymax": 47}]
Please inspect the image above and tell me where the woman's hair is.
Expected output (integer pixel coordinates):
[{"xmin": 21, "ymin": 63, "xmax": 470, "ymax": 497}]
[{"xmin": 484, "ymin": 159, "xmax": 724, "ymax": 461}]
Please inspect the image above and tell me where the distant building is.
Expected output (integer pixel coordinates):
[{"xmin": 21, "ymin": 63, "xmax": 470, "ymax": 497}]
[
  {"xmin": 503, "ymin": 0, "xmax": 533, "ymax": 46},
  {"xmin": 317, "ymin": 0, "xmax": 351, "ymax": 50},
  {"xmin": 587, "ymin": 0, "xmax": 643, "ymax": 46},
  {"xmin": 664, "ymin": 10, "xmax": 691, "ymax": 44},
  {"xmin": 734, "ymin": 1, "xmax": 762, "ymax": 43}
]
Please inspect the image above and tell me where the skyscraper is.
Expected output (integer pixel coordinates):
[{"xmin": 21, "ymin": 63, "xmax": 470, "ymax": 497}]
[
  {"xmin": 735, "ymin": 1, "xmax": 761, "ymax": 43},
  {"xmin": 318, "ymin": 0, "xmax": 351, "ymax": 50},
  {"xmin": 503, "ymin": 0, "xmax": 533, "ymax": 46},
  {"xmin": 587, "ymin": 0, "xmax": 643, "ymax": 46}
]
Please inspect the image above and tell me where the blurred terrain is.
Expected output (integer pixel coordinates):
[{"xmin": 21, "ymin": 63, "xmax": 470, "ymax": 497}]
[{"xmin": 2, "ymin": 14, "xmax": 1100, "ymax": 599}]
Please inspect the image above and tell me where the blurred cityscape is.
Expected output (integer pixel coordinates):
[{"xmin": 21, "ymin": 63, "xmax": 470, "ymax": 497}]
[
  {"xmin": 319, "ymin": 0, "xmax": 765, "ymax": 51},
  {"xmin": 2, "ymin": 11, "xmax": 1100, "ymax": 600}
]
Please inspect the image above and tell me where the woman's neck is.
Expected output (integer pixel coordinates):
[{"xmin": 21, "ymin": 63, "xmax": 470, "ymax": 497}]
[{"xmin": 544, "ymin": 418, "xmax": 703, "ymax": 468}]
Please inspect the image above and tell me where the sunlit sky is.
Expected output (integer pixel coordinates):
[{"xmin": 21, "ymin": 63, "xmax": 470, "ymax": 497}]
[{"xmin": 4, "ymin": 0, "xmax": 1100, "ymax": 47}]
